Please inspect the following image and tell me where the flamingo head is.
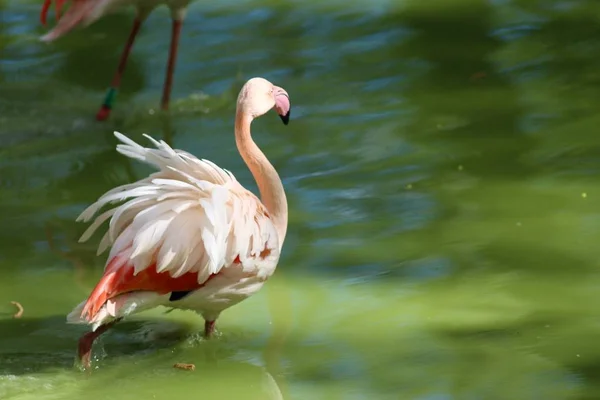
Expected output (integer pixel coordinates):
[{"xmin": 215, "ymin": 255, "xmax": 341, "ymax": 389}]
[{"xmin": 237, "ymin": 77, "xmax": 291, "ymax": 125}]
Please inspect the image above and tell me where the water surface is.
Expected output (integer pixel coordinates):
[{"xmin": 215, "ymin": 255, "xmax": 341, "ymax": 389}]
[{"xmin": 2, "ymin": 0, "xmax": 600, "ymax": 399}]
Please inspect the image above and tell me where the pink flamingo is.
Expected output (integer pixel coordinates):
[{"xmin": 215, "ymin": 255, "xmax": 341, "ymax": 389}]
[
  {"xmin": 40, "ymin": 0, "xmax": 192, "ymax": 121},
  {"xmin": 67, "ymin": 77, "xmax": 291, "ymax": 368}
]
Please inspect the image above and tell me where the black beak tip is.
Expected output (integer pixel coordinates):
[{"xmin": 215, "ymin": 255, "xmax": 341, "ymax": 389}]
[{"xmin": 279, "ymin": 111, "xmax": 290, "ymax": 125}]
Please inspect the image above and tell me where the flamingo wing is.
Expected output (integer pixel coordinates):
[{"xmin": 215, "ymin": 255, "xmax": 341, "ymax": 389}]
[
  {"xmin": 40, "ymin": 0, "xmax": 111, "ymax": 42},
  {"xmin": 76, "ymin": 131, "xmax": 280, "ymax": 322}
]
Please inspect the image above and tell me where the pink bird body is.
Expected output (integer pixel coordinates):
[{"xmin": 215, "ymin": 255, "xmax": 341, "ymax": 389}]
[
  {"xmin": 40, "ymin": 0, "xmax": 193, "ymax": 120},
  {"xmin": 69, "ymin": 77, "xmax": 292, "ymax": 368}
]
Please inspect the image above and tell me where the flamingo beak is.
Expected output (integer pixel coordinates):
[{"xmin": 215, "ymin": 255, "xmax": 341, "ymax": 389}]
[{"xmin": 273, "ymin": 87, "xmax": 291, "ymax": 125}]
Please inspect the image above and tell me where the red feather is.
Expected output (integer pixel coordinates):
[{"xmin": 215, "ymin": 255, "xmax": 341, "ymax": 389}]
[{"xmin": 80, "ymin": 250, "xmax": 228, "ymax": 321}]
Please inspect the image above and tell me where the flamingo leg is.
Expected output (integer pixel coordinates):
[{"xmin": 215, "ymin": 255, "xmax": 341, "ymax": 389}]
[
  {"xmin": 160, "ymin": 18, "xmax": 183, "ymax": 111},
  {"xmin": 96, "ymin": 18, "xmax": 144, "ymax": 121},
  {"xmin": 78, "ymin": 318, "xmax": 121, "ymax": 369},
  {"xmin": 204, "ymin": 320, "xmax": 216, "ymax": 338}
]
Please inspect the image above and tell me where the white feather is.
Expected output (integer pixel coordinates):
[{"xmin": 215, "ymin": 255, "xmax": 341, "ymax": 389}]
[
  {"xmin": 109, "ymin": 196, "xmax": 155, "ymax": 242},
  {"xmin": 75, "ymin": 131, "xmax": 282, "ymax": 321},
  {"xmin": 79, "ymin": 208, "xmax": 116, "ymax": 243}
]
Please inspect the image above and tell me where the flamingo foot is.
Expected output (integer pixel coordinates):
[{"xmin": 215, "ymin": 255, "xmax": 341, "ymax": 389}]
[
  {"xmin": 204, "ymin": 320, "xmax": 215, "ymax": 338},
  {"xmin": 96, "ymin": 104, "xmax": 112, "ymax": 121},
  {"xmin": 96, "ymin": 87, "xmax": 117, "ymax": 120},
  {"xmin": 77, "ymin": 318, "xmax": 121, "ymax": 370}
]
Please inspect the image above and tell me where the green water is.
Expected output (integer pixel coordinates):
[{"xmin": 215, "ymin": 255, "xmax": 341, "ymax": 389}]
[{"xmin": 2, "ymin": 0, "xmax": 600, "ymax": 398}]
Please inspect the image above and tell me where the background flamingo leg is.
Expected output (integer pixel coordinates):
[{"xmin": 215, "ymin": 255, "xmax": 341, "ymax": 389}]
[
  {"xmin": 160, "ymin": 19, "xmax": 183, "ymax": 111},
  {"xmin": 96, "ymin": 18, "xmax": 144, "ymax": 121}
]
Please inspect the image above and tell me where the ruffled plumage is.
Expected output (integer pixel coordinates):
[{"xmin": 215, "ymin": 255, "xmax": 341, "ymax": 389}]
[{"xmin": 69, "ymin": 131, "xmax": 280, "ymax": 327}]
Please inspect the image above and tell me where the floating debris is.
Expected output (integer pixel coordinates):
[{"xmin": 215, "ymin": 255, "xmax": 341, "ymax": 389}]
[
  {"xmin": 10, "ymin": 301, "xmax": 23, "ymax": 318},
  {"xmin": 173, "ymin": 363, "xmax": 195, "ymax": 371}
]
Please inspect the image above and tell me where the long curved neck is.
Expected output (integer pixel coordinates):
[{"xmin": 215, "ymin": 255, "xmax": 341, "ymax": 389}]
[{"xmin": 235, "ymin": 110, "xmax": 288, "ymax": 247}]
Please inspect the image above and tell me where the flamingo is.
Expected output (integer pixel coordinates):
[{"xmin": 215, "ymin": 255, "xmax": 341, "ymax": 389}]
[
  {"xmin": 39, "ymin": 0, "xmax": 192, "ymax": 121},
  {"xmin": 68, "ymin": 77, "xmax": 291, "ymax": 368}
]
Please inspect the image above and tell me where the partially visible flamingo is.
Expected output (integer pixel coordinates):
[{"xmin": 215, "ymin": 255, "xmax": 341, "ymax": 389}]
[
  {"xmin": 40, "ymin": 0, "xmax": 192, "ymax": 121},
  {"xmin": 68, "ymin": 77, "xmax": 291, "ymax": 369}
]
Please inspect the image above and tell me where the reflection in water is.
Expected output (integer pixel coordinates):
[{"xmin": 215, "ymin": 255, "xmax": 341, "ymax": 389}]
[
  {"xmin": 263, "ymin": 272, "xmax": 293, "ymax": 399},
  {"xmin": 0, "ymin": 313, "xmax": 286, "ymax": 399}
]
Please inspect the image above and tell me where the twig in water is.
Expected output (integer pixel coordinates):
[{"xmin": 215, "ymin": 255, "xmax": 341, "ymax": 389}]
[
  {"xmin": 173, "ymin": 363, "xmax": 195, "ymax": 371},
  {"xmin": 10, "ymin": 301, "xmax": 23, "ymax": 318}
]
